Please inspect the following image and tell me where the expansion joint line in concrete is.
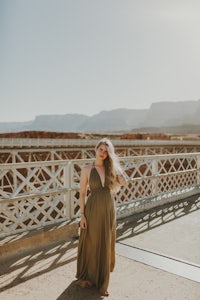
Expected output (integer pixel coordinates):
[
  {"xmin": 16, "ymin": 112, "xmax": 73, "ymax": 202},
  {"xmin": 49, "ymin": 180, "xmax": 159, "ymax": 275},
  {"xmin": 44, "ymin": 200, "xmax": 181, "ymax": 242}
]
[{"xmin": 116, "ymin": 242, "xmax": 200, "ymax": 283}]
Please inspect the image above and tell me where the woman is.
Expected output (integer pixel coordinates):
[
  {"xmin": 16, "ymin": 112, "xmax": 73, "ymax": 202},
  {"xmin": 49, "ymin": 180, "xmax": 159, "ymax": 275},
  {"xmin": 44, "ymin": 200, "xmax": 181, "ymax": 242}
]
[{"xmin": 76, "ymin": 138, "xmax": 126, "ymax": 296}]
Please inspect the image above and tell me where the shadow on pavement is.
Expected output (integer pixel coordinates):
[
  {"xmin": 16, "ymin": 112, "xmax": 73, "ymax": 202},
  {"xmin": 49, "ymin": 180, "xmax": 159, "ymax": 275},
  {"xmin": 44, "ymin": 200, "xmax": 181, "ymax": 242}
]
[
  {"xmin": 0, "ymin": 238, "xmax": 78, "ymax": 293},
  {"xmin": 56, "ymin": 280, "xmax": 103, "ymax": 300},
  {"xmin": 1, "ymin": 194, "xmax": 199, "ymax": 295},
  {"xmin": 116, "ymin": 193, "xmax": 200, "ymax": 242}
]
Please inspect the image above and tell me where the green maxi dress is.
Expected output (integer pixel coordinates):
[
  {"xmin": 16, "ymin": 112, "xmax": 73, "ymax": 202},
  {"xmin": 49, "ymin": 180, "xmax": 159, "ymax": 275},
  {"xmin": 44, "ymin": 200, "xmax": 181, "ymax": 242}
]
[{"xmin": 76, "ymin": 166, "xmax": 116, "ymax": 292}]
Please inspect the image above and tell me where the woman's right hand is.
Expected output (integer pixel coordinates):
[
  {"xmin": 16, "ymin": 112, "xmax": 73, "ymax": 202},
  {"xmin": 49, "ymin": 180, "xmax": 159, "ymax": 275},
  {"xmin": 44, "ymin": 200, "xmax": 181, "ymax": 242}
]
[{"xmin": 80, "ymin": 215, "xmax": 87, "ymax": 230}]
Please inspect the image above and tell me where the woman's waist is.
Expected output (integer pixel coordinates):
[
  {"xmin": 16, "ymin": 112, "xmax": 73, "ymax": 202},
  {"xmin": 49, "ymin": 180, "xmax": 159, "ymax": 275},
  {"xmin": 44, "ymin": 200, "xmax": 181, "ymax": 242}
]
[{"xmin": 90, "ymin": 186, "xmax": 110, "ymax": 193}]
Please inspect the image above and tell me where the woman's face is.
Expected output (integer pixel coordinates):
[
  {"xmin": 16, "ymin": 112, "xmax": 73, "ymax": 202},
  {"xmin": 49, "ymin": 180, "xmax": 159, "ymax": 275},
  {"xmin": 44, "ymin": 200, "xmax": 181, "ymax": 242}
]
[{"xmin": 96, "ymin": 143, "xmax": 108, "ymax": 161}]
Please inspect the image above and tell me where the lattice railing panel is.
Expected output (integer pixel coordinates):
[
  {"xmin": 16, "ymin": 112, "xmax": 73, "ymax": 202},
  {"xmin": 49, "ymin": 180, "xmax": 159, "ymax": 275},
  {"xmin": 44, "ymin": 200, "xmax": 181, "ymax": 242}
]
[
  {"xmin": 0, "ymin": 152, "xmax": 13, "ymax": 164},
  {"xmin": 0, "ymin": 193, "xmax": 66, "ymax": 234},
  {"xmin": 157, "ymin": 171, "xmax": 197, "ymax": 194},
  {"xmin": 126, "ymin": 148, "xmax": 143, "ymax": 156},
  {"xmin": 158, "ymin": 156, "xmax": 196, "ymax": 174},
  {"xmin": 116, "ymin": 178, "xmax": 153, "ymax": 205},
  {"xmin": 16, "ymin": 151, "xmax": 53, "ymax": 163},
  {"xmin": 120, "ymin": 158, "xmax": 154, "ymax": 190},
  {"xmin": 0, "ymin": 163, "xmax": 66, "ymax": 199},
  {"xmin": 0, "ymin": 153, "xmax": 200, "ymax": 237}
]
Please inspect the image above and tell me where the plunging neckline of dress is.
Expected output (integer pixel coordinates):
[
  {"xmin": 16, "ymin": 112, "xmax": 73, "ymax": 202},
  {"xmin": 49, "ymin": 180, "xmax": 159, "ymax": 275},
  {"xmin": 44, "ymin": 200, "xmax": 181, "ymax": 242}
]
[{"xmin": 93, "ymin": 166, "xmax": 105, "ymax": 188}]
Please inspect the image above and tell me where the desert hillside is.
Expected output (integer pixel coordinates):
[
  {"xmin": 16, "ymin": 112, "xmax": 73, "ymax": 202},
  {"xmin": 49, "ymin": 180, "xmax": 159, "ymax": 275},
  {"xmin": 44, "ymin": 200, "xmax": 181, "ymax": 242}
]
[{"xmin": 0, "ymin": 130, "xmax": 199, "ymax": 141}]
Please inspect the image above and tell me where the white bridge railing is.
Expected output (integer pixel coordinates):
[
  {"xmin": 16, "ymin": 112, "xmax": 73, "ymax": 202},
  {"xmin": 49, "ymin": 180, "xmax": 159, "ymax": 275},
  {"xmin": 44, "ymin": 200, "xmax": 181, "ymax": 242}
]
[
  {"xmin": 1, "ymin": 138, "xmax": 198, "ymax": 148},
  {"xmin": 1, "ymin": 139, "xmax": 200, "ymax": 163},
  {"xmin": 0, "ymin": 153, "xmax": 200, "ymax": 237}
]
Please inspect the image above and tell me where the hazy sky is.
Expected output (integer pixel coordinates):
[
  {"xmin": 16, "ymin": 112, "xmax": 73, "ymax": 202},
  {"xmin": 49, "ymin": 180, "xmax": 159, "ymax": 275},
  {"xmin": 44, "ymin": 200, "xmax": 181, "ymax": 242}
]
[{"xmin": 1, "ymin": 0, "xmax": 200, "ymax": 122}]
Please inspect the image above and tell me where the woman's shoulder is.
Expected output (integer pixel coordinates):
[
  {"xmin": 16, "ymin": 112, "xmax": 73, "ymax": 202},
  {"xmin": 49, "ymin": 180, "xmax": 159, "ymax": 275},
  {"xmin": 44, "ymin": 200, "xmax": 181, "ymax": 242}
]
[
  {"xmin": 82, "ymin": 163, "xmax": 93, "ymax": 174},
  {"xmin": 81, "ymin": 163, "xmax": 93, "ymax": 182}
]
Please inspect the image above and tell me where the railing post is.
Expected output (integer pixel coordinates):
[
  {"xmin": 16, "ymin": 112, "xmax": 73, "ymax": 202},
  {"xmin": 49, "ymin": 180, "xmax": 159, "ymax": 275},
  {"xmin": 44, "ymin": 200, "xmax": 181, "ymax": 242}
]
[
  {"xmin": 152, "ymin": 159, "xmax": 158, "ymax": 195},
  {"xmin": 197, "ymin": 154, "xmax": 200, "ymax": 185},
  {"xmin": 64, "ymin": 160, "xmax": 72, "ymax": 219},
  {"xmin": 81, "ymin": 150, "xmax": 85, "ymax": 159},
  {"xmin": 51, "ymin": 152, "xmax": 56, "ymax": 189}
]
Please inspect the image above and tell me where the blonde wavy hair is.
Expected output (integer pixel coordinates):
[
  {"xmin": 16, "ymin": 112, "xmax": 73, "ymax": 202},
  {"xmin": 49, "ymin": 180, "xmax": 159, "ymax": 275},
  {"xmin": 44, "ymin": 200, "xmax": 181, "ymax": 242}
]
[{"xmin": 95, "ymin": 138, "xmax": 123, "ymax": 193}]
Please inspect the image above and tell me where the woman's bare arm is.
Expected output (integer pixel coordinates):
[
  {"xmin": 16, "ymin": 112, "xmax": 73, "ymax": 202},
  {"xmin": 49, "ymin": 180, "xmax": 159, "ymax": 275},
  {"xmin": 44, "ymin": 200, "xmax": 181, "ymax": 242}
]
[
  {"xmin": 116, "ymin": 173, "xmax": 127, "ymax": 186},
  {"xmin": 79, "ymin": 165, "xmax": 90, "ymax": 229}
]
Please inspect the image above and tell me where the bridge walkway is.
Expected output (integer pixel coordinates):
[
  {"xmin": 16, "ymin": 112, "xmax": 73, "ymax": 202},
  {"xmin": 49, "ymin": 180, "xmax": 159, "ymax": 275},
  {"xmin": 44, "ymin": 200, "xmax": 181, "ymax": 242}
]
[{"xmin": 0, "ymin": 195, "xmax": 200, "ymax": 300}]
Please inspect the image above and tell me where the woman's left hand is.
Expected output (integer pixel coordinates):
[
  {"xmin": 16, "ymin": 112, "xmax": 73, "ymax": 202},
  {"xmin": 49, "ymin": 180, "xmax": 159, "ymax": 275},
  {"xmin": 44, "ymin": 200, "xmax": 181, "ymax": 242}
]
[
  {"xmin": 80, "ymin": 215, "xmax": 87, "ymax": 229},
  {"xmin": 117, "ymin": 174, "xmax": 127, "ymax": 186}
]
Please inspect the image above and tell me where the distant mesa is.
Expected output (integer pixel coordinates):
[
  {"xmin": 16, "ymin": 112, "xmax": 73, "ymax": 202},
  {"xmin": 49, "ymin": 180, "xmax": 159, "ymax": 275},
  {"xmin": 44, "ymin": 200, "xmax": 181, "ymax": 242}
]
[{"xmin": 0, "ymin": 99, "xmax": 200, "ymax": 134}]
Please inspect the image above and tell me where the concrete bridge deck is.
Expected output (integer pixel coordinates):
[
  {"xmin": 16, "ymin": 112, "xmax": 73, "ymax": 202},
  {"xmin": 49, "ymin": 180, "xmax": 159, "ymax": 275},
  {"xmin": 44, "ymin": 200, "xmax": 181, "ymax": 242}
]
[{"xmin": 0, "ymin": 195, "xmax": 200, "ymax": 300}]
